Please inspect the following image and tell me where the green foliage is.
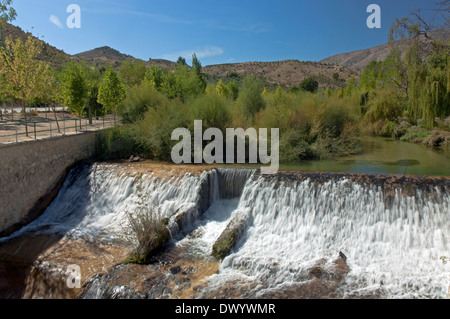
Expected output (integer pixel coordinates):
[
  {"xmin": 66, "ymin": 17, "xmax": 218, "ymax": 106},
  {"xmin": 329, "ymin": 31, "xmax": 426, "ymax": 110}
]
[
  {"xmin": 144, "ymin": 65, "xmax": 165, "ymax": 89},
  {"xmin": 191, "ymin": 53, "xmax": 202, "ymax": 75},
  {"xmin": 119, "ymin": 60, "xmax": 147, "ymax": 87},
  {"xmin": 236, "ymin": 76, "xmax": 266, "ymax": 119},
  {"xmin": 98, "ymin": 67, "xmax": 126, "ymax": 118},
  {"xmin": 95, "ymin": 125, "xmax": 141, "ymax": 160},
  {"xmin": 135, "ymin": 98, "xmax": 188, "ymax": 161},
  {"xmin": 299, "ymin": 77, "xmax": 319, "ymax": 93},
  {"xmin": 120, "ymin": 83, "xmax": 169, "ymax": 123},
  {"xmin": 176, "ymin": 56, "xmax": 187, "ymax": 66},
  {"xmin": 188, "ymin": 92, "xmax": 231, "ymax": 132},
  {"xmin": 400, "ymin": 127, "xmax": 431, "ymax": 143},
  {"xmin": 0, "ymin": 0, "xmax": 16, "ymax": 35},
  {"xmin": 227, "ymin": 79, "xmax": 239, "ymax": 100},
  {"xmin": 364, "ymin": 89, "xmax": 405, "ymax": 123},
  {"xmin": 86, "ymin": 84, "xmax": 105, "ymax": 117},
  {"xmin": 61, "ymin": 61, "xmax": 89, "ymax": 118}
]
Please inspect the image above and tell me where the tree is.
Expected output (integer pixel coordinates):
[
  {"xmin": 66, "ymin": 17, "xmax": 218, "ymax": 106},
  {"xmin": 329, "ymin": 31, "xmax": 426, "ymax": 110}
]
[
  {"xmin": 177, "ymin": 56, "xmax": 187, "ymax": 66},
  {"xmin": 40, "ymin": 67, "xmax": 62, "ymax": 132},
  {"xmin": 215, "ymin": 79, "xmax": 228, "ymax": 97},
  {"xmin": 191, "ymin": 53, "xmax": 202, "ymax": 75},
  {"xmin": 119, "ymin": 60, "xmax": 147, "ymax": 87},
  {"xmin": 61, "ymin": 61, "xmax": 89, "ymax": 128},
  {"xmin": 0, "ymin": 0, "xmax": 16, "ymax": 43},
  {"xmin": 299, "ymin": 77, "xmax": 319, "ymax": 93},
  {"xmin": 0, "ymin": 35, "xmax": 51, "ymax": 136},
  {"xmin": 98, "ymin": 67, "xmax": 127, "ymax": 124},
  {"xmin": 144, "ymin": 65, "xmax": 165, "ymax": 89},
  {"xmin": 226, "ymin": 79, "xmax": 239, "ymax": 100},
  {"xmin": 237, "ymin": 76, "xmax": 266, "ymax": 119},
  {"xmin": 191, "ymin": 53, "xmax": 207, "ymax": 93},
  {"xmin": 386, "ymin": 1, "xmax": 450, "ymax": 128}
]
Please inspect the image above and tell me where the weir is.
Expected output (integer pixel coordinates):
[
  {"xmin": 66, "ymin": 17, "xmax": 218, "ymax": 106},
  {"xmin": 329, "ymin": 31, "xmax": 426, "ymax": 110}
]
[{"xmin": 0, "ymin": 163, "xmax": 449, "ymax": 299}]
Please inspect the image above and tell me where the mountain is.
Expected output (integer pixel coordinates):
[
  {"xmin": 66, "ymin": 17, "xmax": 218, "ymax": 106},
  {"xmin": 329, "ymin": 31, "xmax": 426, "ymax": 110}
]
[
  {"xmin": 320, "ymin": 29, "xmax": 450, "ymax": 70},
  {"xmin": 1, "ymin": 23, "xmax": 176, "ymax": 70},
  {"xmin": 73, "ymin": 46, "xmax": 177, "ymax": 70},
  {"xmin": 203, "ymin": 60, "xmax": 357, "ymax": 89},
  {"xmin": 1, "ymin": 23, "xmax": 70, "ymax": 67},
  {"xmin": 8, "ymin": 22, "xmax": 448, "ymax": 89},
  {"xmin": 73, "ymin": 46, "xmax": 136, "ymax": 64}
]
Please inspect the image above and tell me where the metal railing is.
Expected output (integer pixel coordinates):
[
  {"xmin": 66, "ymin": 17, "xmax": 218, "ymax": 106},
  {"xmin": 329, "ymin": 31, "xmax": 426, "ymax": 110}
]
[{"xmin": 0, "ymin": 115, "xmax": 119, "ymax": 144}]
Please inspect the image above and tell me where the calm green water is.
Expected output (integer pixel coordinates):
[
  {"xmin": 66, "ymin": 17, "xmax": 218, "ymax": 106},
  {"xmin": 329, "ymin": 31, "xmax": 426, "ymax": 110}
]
[{"xmin": 280, "ymin": 136, "xmax": 449, "ymax": 177}]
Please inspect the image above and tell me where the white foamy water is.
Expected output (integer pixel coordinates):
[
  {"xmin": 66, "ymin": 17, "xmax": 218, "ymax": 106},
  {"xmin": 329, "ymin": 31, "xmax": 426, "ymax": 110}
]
[
  {"xmin": 3, "ymin": 163, "xmax": 449, "ymax": 299},
  {"xmin": 2, "ymin": 163, "xmax": 207, "ymax": 242},
  {"xmin": 202, "ymin": 176, "xmax": 450, "ymax": 299}
]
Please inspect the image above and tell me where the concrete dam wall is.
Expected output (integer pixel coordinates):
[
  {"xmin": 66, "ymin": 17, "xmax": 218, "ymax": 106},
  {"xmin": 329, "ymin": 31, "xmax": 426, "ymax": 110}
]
[{"xmin": 0, "ymin": 132, "xmax": 100, "ymax": 237}]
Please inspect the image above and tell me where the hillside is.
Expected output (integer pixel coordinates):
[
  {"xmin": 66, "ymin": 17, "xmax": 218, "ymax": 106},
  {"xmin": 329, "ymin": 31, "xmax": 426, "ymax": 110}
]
[
  {"xmin": 203, "ymin": 60, "xmax": 357, "ymax": 89},
  {"xmin": 320, "ymin": 29, "xmax": 450, "ymax": 70},
  {"xmin": 1, "ymin": 23, "xmax": 70, "ymax": 68},
  {"xmin": 74, "ymin": 46, "xmax": 177, "ymax": 70},
  {"xmin": 8, "ymin": 22, "xmax": 448, "ymax": 89}
]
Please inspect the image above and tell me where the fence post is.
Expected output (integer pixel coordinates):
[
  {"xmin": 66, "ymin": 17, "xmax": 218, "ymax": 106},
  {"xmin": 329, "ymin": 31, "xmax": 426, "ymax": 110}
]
[
  {"xmin": 15, "ymin": 125, "xmax": 18, "ymax": 143},
  {"xmin": 63, "ymin": 118, "xmax": 66, "ymax": 135},
  {"xmin": 75, "ymin": 119, "xmax": 77, "ymax": 133}
]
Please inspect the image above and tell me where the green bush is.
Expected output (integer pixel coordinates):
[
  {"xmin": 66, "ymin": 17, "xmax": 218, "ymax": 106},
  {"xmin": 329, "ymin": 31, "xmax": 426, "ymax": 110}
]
[
  {"xmin": 120, "ymin": 83, "xmax": 168, "ymax": 123},
  {"xmin": 299, "ymin": 77, "xmax": 319, "ymax": 93},
  {"xmin": 236, "ymin": 76, "xmax": 266, "ymax": 120},
  {"xmin": 135, "ymin": 98, "xmax": 189, "ymax": 161},
  {"xmin": 188, "ymin": 92, "xmax": 231, "ymax": 132}
]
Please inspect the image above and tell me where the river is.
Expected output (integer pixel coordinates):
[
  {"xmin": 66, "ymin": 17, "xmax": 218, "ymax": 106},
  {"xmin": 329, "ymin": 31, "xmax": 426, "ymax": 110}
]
[{"xmin": 0, "ymin": 137, "xmax": 448, "ymax": 299}]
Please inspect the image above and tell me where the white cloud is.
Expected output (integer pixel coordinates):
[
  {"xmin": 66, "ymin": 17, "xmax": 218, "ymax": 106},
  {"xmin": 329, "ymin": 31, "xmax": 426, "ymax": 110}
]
[
  {"xmin": 49, "ymin": 15, "xmax": 64, "ymax": 29},
  {"xmin": 161, "ymin": 46, "xmax": 224, "ymax": 62}
]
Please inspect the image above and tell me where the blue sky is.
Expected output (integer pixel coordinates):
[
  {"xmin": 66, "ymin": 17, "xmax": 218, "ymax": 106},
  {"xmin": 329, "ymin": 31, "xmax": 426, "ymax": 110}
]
[{"xmin": 11, "ymin": 0, "xmax": 440, "ymax": 65}]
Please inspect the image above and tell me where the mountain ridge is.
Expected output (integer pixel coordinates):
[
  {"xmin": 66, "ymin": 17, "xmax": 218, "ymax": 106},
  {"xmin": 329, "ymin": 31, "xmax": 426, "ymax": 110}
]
[{"xmin": 4, "ymin": 22, "xmax": 448, "ymax": 89}]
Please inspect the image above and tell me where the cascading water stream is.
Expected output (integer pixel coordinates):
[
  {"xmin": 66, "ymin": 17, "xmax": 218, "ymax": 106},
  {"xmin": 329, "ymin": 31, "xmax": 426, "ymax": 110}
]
[
  {"xmin": 1, "ymin": 163, "xmax": 448, "ymax": 299},
  {"xmin": 201, "ymin": 176, "xmax": 450, "ymax": 299},
  {"xmin": 0, "ymin": 163, "xmax": 209, "ymax": 244}
]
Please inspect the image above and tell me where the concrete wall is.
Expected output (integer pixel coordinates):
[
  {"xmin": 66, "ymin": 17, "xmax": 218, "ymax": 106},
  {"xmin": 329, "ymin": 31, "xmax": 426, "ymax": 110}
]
[{"xmin": 0, "ymin": 132, "xmax": 99, "ymax": 237}]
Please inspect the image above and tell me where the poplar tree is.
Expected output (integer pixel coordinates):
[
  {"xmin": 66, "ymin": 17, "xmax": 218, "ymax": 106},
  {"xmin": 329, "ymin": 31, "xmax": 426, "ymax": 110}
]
[
  {"xmin": 0, "ymin": 35, "xmax": 51, "ymax": 136},
  {"xmin": 98, "ymin": 67, "xmax": 127, "ymax": 125},
  {"xmin": 61, "ymin": 61, "xmax": 89, "ymax": 129}
]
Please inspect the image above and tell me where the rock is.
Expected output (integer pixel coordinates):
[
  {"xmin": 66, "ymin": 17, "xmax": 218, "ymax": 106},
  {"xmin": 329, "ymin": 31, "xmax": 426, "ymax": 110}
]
[
  {"xmin": 422, "ymin": 130, "xmax": 450, "ymax": 148},
  {"xmin": 128, "ymin": 155, "xmax": 142, "ymax": 163},
  {"xmin": 212, "ymin": 212, "xmax": 250, "ymax": 259},
  {"xmin": 309, "ymin": 266, "xmax": 324, "ymax": 279},
  {"xmin": 170, "ymin": 266, "xmax": 181, "ymax": 275}
]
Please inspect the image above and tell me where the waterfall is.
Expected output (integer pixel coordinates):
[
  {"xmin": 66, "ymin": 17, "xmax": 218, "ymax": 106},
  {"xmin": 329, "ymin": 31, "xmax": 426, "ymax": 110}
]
[
  {"xmin": 201, "ymin": 175, "xmax": 450, "ymax": 299},
  {"xmin": 1, "ymin": 163, "xmax": 209, "ymax": 243},
  {"xmin": 2, "ymin": 163, "xmax": 448, "ymax": 299}
]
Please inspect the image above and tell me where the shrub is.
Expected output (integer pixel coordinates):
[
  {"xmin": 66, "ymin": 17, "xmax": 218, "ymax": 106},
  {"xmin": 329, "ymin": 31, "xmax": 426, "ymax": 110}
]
[
  {"xmin": 236, "ymin": 76, "xmax": 266, "ymax": 120},
  {"xmin": 299, "ymin": 77, "xmax": 319, "ymax": 93},
  {"xmin": 124, "ymin": 205, "xmax": 169, "ymax": 264},
  {"xmin": 135, "ymin": 98, "xmax": 189, "ymax": 161},
  {"xmin": 364, "ymin": 90, "xmax": 405, "ymax": 123},
  {"xmin": 120, "ymin": 83, "xmax": 168, "ymax": 123},
  {"xmin": 188, "ymin": 92, "xmax": 231, "ymax": 132}
]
